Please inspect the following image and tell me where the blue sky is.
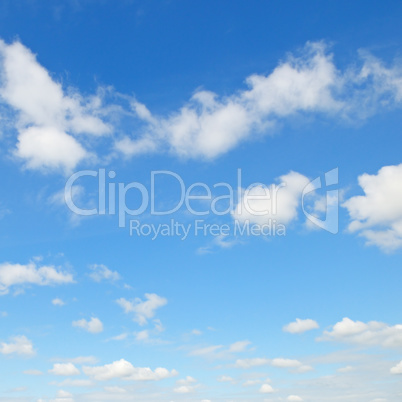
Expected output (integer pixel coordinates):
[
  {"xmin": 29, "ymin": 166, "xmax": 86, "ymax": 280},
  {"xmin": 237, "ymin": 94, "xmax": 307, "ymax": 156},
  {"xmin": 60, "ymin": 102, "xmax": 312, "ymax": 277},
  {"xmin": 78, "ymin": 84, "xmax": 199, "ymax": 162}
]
[{"xmin": 1, "ymin": 1, "xmax": 402, "ymax": 401}]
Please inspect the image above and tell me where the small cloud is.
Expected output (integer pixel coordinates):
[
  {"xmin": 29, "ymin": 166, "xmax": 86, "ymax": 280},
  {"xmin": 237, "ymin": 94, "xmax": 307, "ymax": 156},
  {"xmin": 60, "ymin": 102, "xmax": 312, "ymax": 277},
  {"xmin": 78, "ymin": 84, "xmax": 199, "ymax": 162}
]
[
  {"xmin": 283, "ymin": 318, "xmax": 319, "ymax": 334},
  {"xmin": 217, "ymin": 375, "xmax": 235, "ymax": 383},
  {"xmin": 49, "ymin": 363, "xmax": 80, "ymax": 376},
  {"xmin": 82, "ymin": 359, "xmax": 178, "ymax": 381},
  {"xmin": 0, "ymin": 261, "xmax": 74, "ymax": 295},
  {"xmin": 89, "ymin": 264, "xmax": 120, "ymax": 283},
  {"xmin": 337, "ymin": 365, "xmax": 354, "ymax": 373},
  {"xmin": 110, "ymin": 333, "xmax": 128, "ymax": 341},
  {"xmin": 173, "ymin": 377, "xmax": 199, "ymax": 394},
  {"xmin": 228, "ymin": 340, "xmax": 251, "ymax": 353},
  {"xmin": 0, "ymin": 335, "xmax": 35, "ymax": 356},
  {"xmin": 135, "ymin": 330, "xmax": 149, "ymax": 341},
  {"xmin": 116, "ymin": 293, "xmax": 167, "ymax": 326},
  {"xmin": 56, "ymin": 390, "xmax": 73, "ymax": 398},
  {"xmin": 72, "ymin": 317, "xmax": 103, "ymax": 334},
  {"xmin": 260, "ymin": 383, "xmax": 274, "ymax": 393},
  {"xmin": 390, "ymin": 361, "xmax": 402, "ymax": 374},
  {"xmin": 52, "ymin": 298, "xmax": 65, "ymax": 306}
]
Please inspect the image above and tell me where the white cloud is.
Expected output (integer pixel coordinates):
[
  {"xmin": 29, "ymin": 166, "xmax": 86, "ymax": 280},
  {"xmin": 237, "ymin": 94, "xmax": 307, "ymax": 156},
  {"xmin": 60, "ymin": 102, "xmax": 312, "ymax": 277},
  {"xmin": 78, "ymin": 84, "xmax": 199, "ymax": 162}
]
[
  {"xmin": 52, "ymin": 298, "xmax": 65, "ymax": 306},
  {"xmin": 173, "ymin": 376, "xmax": 199, "ymax": 393},
  {"xmin": 2, "ymin": 40, "xmax": 402, "ymax": 172},
  {"xmin": 111, "ymin": 333, "xmax": 128, "ymax": 341},
  {"xmin": 260, "ymin": 383, "xmax": 274, "ymax": 393},
  {"xmin": 49, "ymin": 363, "xmax": 80, "ymax": 376},
  {"xmin": 235, "ymin": 357, "xmax": 271, "ymax": 369},
  {"xmin": 271, "ymin": 358, "xmax": 313, "ymax": 373},
  {"xmin": 120, "ymin": 42, "xmax": 344, "ymax": 160},
  {"xmin": 189, "ymin": 340, "xmax": 251, "ymax": 360},
  {"xmin": 0, "ymin": 261, "xmax": 74, "ymax": 295},
  {"xmin": 89, "ymin": 264, "xmax": 120, "ymax": 282},
  {"xmin": 82, "ymin": 359, "xmax": 178, "ymax": 381},
  {"xmin": 0, "ymin": 335, "xmax": 35, "ymax": 356},
  {"xmin": 116, "ymin": 293, "xmax": 167, "ymax": 325},
  {"xmin": 135, "ymin": 330, "xmax": 149, "ymax": 341},
  {"xmin": 0, "ymin": 39, "xmax": 110, "ymax": 172},
  {"xmin": 283, "ymin": 318, "xmax": 319, "ymax": 334},
  {"xmin": 189, "ymin": 345, "xmax": 223, "ymax": 357},
  {"xmin": 390, "ymin": 361, "xmax": 402, "ymax": 374},
  {"xmin": 15, "ymin": 126, "xmax": 88, "ymax": 172},
  {"xmin": 72, "ymin": 317, "xmax": 104, "ymax": 334},
  {"xmin": 176, "ymin": 376, "xmax": 197, "ymax": 385},
  {"xmin": 228, "ymin": 340, "xmax": 251, "ymax": 353},
  {"xmin": 0, "ymin": 40, "xmax": 108, "ymax": 134},
  {"xmin": 56, "ymin": 390, "xmax": 73, "ymax": 399},
  {"xmin": 217, "ymin": 375, "xmax": 235, "ymax": 383},
  {"xmin": 321, "ymin": 317, "xmax": 402, "ymax": 348},
  {"xmin": 173, "ymin": 385, "xmax": 197, "ymax": 394},
  {"xmin": 337, "ymin": 365, "xmax": 354, "ymax": 373},
  {"xmin": 232, "ymin": 171, "xmax": 310, "ymax": 226},
  {"xmin": 103, "ymin": 386, "xmax": 127, "ymax": 393},
  {"xmin": 287, "ymin": 396, "xmax": 303, "ymax": 401},
  {"xmin": 243, "ymin": 379, "xmax": 263, "ymax": 387},
  {"xmin": 343, "ymin": 163, "xmax": 402, "ymax": 251},
  {"xmin": 272, "ymin": 358, "xmax": 304, "ymax": 368}
]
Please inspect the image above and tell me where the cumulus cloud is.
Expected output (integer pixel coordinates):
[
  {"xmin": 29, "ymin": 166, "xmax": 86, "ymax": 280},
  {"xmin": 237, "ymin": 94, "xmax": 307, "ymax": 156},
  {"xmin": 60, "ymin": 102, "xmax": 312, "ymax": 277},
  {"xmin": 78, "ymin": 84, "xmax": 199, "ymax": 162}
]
[
  {"xmin": 0, "ymin": 39, "xmax": 110, "ymax": 172},
  {"xmin": 72, "ymin": 317, "xmax": 104, "ymax": 334},
  {"xmin": 320, "ymin": 317, "xmax": 402, "ymax": 348},
  {"xmin": 0, "ymin": 261, "xmax": 74, "ymax": 295},
  {"xmin": 288, "ymin": 396, "xmax": 304, "ymax": 401},
  {"xmin": 49, "ymin": 363, "xmax": 80, "ymax": 376},
  {"xmin": 390, "ymin": 361, "xmax": 402, "ymax": 374},
  {"xmin": 2, "ymin": 40, "xmax": 402, "ymax": 172},
  {"xmin": 0, "ymin": 335, "xmax": 35, "ymax": 356},
  {"xmin": 343, "ymin": 163, "xmax": 402, "ymax": 251},
  {"xmin": 15, "ymin": 126, "xmax": 88, "ymax": 172},
  {"xmin": 283, "ymin": 318, "xmax": 320, "ymax": 334},
  {"xmin": 173, "ymin": 376, "xmax": 199, "ymax": 393},
  {"xmin": 82, "ymin": 359, "xmax": 178, "ymax": 381},
  {"xmin": 119, "ymin": 42, "xmax": 343, "ymax": 160},
  {"xmin": 232, "ymin": 171, "xmax": 310, "ymax": 226},
  {"xmin": 116, "ymin": 293, "xmax": 167, "ymax": 325},
  {"xmin": 89, "ymin": 264, "xmax": 120, "ymax": 282},
  {"xmin": 260, "ymin": 383, "xmax": 274, "ymax": 393}
]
